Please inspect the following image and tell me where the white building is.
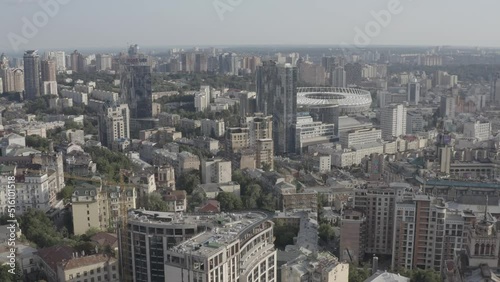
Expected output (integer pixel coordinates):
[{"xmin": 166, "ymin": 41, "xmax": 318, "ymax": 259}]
[
  {"xmin": 61, "ymin": 90, "xmax": 88, "ymax": 105},
  {"xmin": 48, "ymin": 51, "xmax": 66, "ymax": 71},
  {"xmin": 194, "ymin": 92, "xmax": 209, "ymax": 112},
  {"xmin": 294, "ymin": 116, "xmax": 336, "ymax": 154},
  {"xmin": 0, "ymin": 167, "xmax": 59, "ymax": 215},
  {"xmin": 281, "ymin": 253, "xmax": 348, "ymax": 282},
  {"xmin": 201, "ymin": 158, "xmax": 232, "ymax": 184},
  {"xmin": 90, "ymin": 90, "xmax": 118, "ymax": 103},
  {"xmin": 201, "ymin": 119, "xmax": 225, "ymax": 137},
  {"xmin": 464, "ymin": 121, "xmax": 491, "ymax": 141},
  {"xmin": 381, "ymin": 104, "xmax": 407, "ymax": 140},
  {"xmin": 42, "ymin": 81, "xmax": 58, "ymax": 95},
  {"xmin": 332, "ymin": 66, "xmax": 346, "ymax": 87},
  {"xmin": 340, "ymin": 128, "xmax": 381, "ymax": 149},
  {"xmin": 100, "ymin": 104, "xmax": 130, "ymax": 148},
  {"xmin": 125, "ymin": 211, "xmax": 277, "ymax": 282}
]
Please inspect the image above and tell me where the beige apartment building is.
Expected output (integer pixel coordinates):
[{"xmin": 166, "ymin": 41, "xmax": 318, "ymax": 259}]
[{"xmin": 72, "ymin": 183, "xmax": 136, "ymax": 235}]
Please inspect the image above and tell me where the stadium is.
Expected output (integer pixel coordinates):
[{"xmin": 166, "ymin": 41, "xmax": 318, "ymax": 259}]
[{"xmin": 297, "ymin": 87, "xmax": 372, "ymax": 115}]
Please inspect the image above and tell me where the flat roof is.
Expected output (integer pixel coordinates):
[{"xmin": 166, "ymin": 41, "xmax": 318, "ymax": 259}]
[{"xmin": 130, "ymin": 210, "xmax": 270, "ymax": 258}]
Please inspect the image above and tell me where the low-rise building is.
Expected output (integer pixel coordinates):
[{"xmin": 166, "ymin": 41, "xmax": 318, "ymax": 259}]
[
  {"xmin": 71, "ymin": 183, "xmax": 136, "ymax": 235},
  {"xmin": 56, "ymin": 254, "xmax": 119, "ymax": 282},
  {"xmin": 196, "ymin": 182, "xmax": 241, "ymax": 199},
  {"xmin": 281, "ymin": 252, "xmax": 349, "ymax": 282},
  {"xmin": 164, "ymin": 190, "xmax": 187, "ymax": 212}
]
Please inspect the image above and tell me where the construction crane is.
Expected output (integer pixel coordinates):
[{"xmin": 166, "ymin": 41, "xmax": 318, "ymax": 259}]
[{"xmin": 118, "ymin": 169, "xmax": 133, "ymax": 281}]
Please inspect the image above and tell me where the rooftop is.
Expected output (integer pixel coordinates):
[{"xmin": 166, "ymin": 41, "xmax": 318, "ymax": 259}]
[
  {"xmin": 37, "ymin": 245, "xmax": 75, "ymax": 272},
  {"xmin": 60, "ymin": 254, "xmax": 116, "ymax": 270},
  {"xmin": 364, "ymin": 270, "xmax": 410, "ymax": 282},
  {"xmin": 129, "ymin": 210, "xmax": 270, "ymax": 258}
]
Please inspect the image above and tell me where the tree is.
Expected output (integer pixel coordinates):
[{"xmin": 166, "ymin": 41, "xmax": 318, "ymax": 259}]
[
  {"xmin": 261, "ymin": 162, "xmax": 272, "ymax": 172},
  {"xmin": 273, "ymin": 220, "xmax": 299, "ymax": 250},
  {"xmin": 84, "ymin": 147, "xmax": 132, "ymax": 181},
  {"xmin": 348, "ymin": 265, "xmax": 371, "ymax": 282},
  {"xmin": 57, "ymin": 186, "xmax": 74, "ymax": 202},
  {"xmin": 19, "ymin": 209, "xmax": 62, "ymax": 248},
  {"xmin": 26, "ymin": 135, "xmax": 51, "ymax": 152},
  {"xmin": 0, "ymin": 265, "xmax": 16, "ymax": 282},
  {"xmin": 64, "ymin": 120, "xmax": 83, "ymax": 130},
  {"xmin": 318, "ymin": 223, "xmax": 335, "ymax": 242},
  {"xmin": 177, "ymin": 170, "xmax": 201, "ymax": 194},
  {"xmin": 144, "ymin": 193, "xmax": 169, "ymax": 212},
  {"xmin": 189, "ymin": 190, "xmax": 207, "ymax": 212},
  {"xmin": 242, "ymin": 184, "xmax": 262, "ymax": 209},
  {"xmin": 216, "ymin": 192, "xmax": 243, "ymax": 211},
  {"xmin": 401, "ymin": 268, "xmax": 441, "ymax": 282}
]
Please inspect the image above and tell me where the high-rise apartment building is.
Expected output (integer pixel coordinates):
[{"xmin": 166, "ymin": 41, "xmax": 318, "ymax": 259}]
[
  {"xmin": 96, "ymin": 54, "xmax": 113, "ymax": 71},
  {"xmin": 70, "ymin": 50, "xmax": 85, "ymax": 73},
  {"xmin": 121, "ymin": 210, "xmax": 277, "ymax": 282},
  {"xmin": 491, "ymin": 73, "xmax": 500, "ymax": 104},
  {"xmin": 440, "ymin": 96, "xmax": 456, "ymax": 118},
  {"xmin": 41, "ymin": 59, "xmax": 58, "ymax": 95},
  {"xmin": 256, "ymin": 61, "xmax": 298, "ymax": 155},
  {"xmin": 407, "ymin": 79, "xmax": 420, "ymax": 105},
  {"xmin": 353, "ymin": 183, "xmax": 408, "ymax": 255},
  {"xmin": 344, "ymin": 63, "xmax": 362, "ymax": 85},
  {"xmin": 3, "ymin": 68, "xmax": 24, "ymax": 93},
  {"xmin": 41, "ymin": 59, "xmax": 56, "ymax": 82},
  {"xmin": 381, "ymin": 104, "xmax": 407, "ymax": 140},
  {"xmin": 256, "ymin": 139, "xmax": 274, "ymax": 170},
  {"xmin": 201, "ymin": 158, "xmax": 232, "ymax": 184},
  {"xmin": 121, "ymin": 61, "xmax": 153, "ymax": 119},
  {"xmin": 195, "ymin": 53, "xmax": 208, "ymax": 72},
  {"xmin": 256, "ymin": 61, "xmax": 278, "ymax": 116},
  {"xmin": 340, "ymin": 210, "xmax": 366, "ymax": 263},
  {"xmin": 23, "ymin": 50, "xmax": 41, "ymax": 100},
  {"xmin": 332, "ymin": 66, "xmax": 346, "ymax": 87},
  {"xmin": 463, "ymin": 121, "xmax": 491, "ymax": 141},
  {"xmin": 99, "ymin": 104, "xmax": 130, "ymax": 148},
  {"xmin": 246, "ymin": 113, "xmax": 273, "ymax": 147},
  {"xmin": 391, "ymin": 195, "xmax": 477, "ymax": 272},
  {"xmin": 298, "ymin": 61, "xmax": 326, "ymax": 85},
  {"xmin": 48, "ymin": 51, "xmax": 66, "ymax": 71}
]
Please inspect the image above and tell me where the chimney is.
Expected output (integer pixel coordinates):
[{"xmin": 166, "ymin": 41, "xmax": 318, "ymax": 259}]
[{"xmin": 372, "ymin": 255, "xmax": 378, "ymax": 275}]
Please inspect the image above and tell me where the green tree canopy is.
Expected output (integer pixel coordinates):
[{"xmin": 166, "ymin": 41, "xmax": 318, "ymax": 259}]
[
  {"xmin": 26, "ymin": 135, "xmax": 51, "ymax": 152},
  {"xmin": 144, "ymin": 192, "xmax": 169, "ymax": 212},
  {"xmin": 216, "ymin": 192, "xmax": 243, "ymax": 211},
  {"xmin": 348, "ymin": 265, "xmax": 371, "ymax": 282},
  {"xmin": 19, "ymin": 209, "xmax": 62, "ymax": 248},
  {"xmin": 177, "ymin": 170, "xmax": 201, "ymax": 194},
  {"xmin": 318, "ymin": 223, "xmax": 335, "ymax": 242}
]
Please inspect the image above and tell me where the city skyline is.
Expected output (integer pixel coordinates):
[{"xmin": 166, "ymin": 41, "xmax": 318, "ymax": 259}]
[{"xmin": 2, "ymin": 0, "xmax": 500, "ymax": 53}]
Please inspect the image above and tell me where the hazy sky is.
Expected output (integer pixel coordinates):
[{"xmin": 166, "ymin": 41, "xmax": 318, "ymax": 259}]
[{"xmin": 1, "ymin": 0, "xmax": 499, "ymax": 53}]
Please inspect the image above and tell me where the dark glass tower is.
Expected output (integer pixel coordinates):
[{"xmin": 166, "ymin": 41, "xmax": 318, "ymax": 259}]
[
  {"xmin": 256, "ymin": 61, "xmax": 297, "ymax": 155},
  {"xmin": 23, "ymin": 50, "xmax": 40, "ymax": 100}
]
